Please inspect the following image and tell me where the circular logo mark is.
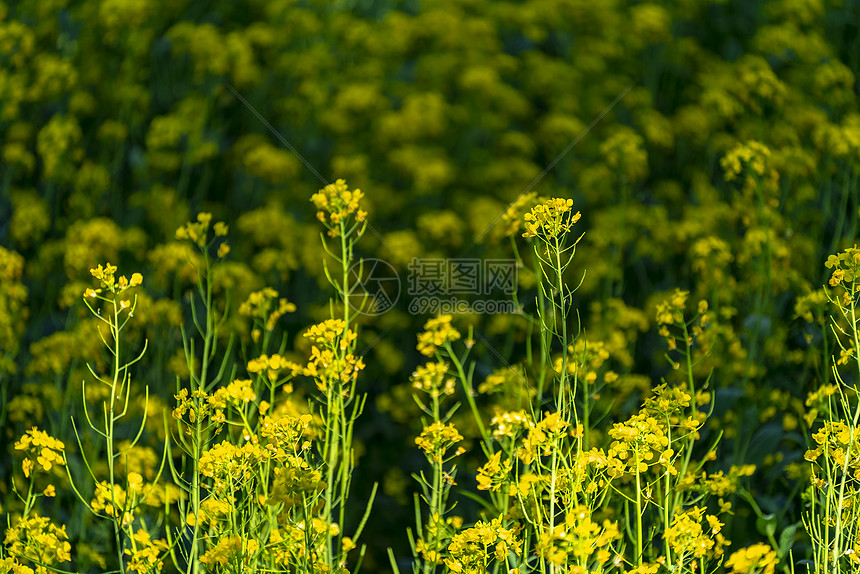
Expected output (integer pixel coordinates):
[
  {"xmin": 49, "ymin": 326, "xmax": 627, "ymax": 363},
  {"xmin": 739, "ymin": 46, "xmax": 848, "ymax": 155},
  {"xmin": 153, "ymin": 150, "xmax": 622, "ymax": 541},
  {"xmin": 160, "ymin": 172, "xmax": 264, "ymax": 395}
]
[{"xmin": 347, "ymin": 258, "xmax": 400, "ymax": 317}]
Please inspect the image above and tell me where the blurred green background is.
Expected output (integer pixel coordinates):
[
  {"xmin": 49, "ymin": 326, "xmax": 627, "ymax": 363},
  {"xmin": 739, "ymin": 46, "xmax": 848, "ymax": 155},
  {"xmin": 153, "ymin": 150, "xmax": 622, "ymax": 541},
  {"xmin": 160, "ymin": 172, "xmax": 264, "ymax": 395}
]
[{"xmin": 1, "ymin": 0, "xmax": 860, "ymax": 570}]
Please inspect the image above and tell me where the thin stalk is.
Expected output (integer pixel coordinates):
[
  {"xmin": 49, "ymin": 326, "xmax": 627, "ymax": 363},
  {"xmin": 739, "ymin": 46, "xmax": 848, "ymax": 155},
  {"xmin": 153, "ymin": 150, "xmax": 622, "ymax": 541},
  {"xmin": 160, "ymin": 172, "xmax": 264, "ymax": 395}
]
[
  {"xmin": 107, "ymin": 300, "xmax": 125, "ymax": 573},
  {"xmin": 446, "ymin": 345, "xmax": 490, "ymax": 449},
  {"xmin": 635, "ymin": 450, "xmax": 643, "ymax": 567},
  {"xmin": 188, "ymin": 252, "xmax": 214, "ymax": 574},
  {"xmin": 832, "ymin": 290, "xmax": 860, "ymax": 573}
]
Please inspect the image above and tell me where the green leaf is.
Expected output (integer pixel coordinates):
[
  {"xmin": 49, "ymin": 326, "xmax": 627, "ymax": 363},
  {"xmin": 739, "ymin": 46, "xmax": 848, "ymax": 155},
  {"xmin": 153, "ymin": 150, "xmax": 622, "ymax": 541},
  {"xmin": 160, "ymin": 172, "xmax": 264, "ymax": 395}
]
[
  {"xmin": 756, "ymin": 513, "xmax": 777, "ymax": 538},
  {"xmin": 778, "ymin": 523, "xmax": 800, "ymax": 558}
]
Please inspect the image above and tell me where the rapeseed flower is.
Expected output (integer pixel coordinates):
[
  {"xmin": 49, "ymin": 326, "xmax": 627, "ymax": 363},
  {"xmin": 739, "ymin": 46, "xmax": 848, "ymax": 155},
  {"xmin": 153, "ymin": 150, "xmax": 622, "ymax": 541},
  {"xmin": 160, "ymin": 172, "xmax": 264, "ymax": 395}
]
[
  {"xmin": 664, "ymin": 507, "xmax": 726, "ymax": 560},
  {"xmin": 125, "ymin": 529, "xmax": 169, "ymax": 573},
  {"xmin": 415, "ymin": 422, "xmax": 465, "ymax": 463},
  {"xmin": 240, "ymin": 287, "xmax": 296, "ymax": 332},
  {"xmin": 14, "ymin": 427, "xmax": 65, "ymax": 475},
  {"xmin": 3, "ymin": 513, "xmax": 72, "ymax": 571},
  {"xmin": 411, "ymin": 361, "xmax": 455, "ymax": 398},
  {"xmin": 200, "ymin": 535, "xmax": 260, "ymax": 569},
  {"xmin": 445, "ymin": 517, "xmax": 521, "ymax": 573},
  {"xmin": 522, "ymin": 198, "xmax": 581, "ymax": 240},
  {"xmin": 725, "ymin": 543, "xmax": 778, "ymax": 574},
  {"xmin": 310, "ymin": 178, "xmax": 367, "ymax": 234},
  {"xmin": 417, "ymin": 315, "xmax": 461, "ymax": 356}
]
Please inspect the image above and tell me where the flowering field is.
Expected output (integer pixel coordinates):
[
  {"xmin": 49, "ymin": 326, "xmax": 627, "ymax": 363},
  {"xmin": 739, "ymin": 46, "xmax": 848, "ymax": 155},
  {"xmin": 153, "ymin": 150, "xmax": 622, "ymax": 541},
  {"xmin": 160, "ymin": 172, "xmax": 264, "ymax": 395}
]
[{"xmin": 2, "ymin": 0, "xmax": 860, "ymax": 573}]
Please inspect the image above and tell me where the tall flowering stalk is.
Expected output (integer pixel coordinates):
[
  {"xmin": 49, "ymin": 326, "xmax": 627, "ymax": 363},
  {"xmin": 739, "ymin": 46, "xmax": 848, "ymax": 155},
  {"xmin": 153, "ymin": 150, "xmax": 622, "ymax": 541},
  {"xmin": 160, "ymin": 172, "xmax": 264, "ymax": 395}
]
[
  {"xmin": 70, "ymin": 264, "xmax": 149, "ymax": 572},
  {"xmin": 406, "ymin": 320, "xmax": 467, "ymax": 574},
  {"xmin": 804, "ymin": 246, "xmax": 860, "ymax": 574},
  {"xmin": 169, "ymin": 214, "xmax": 233, "ymax": 574},
  {"xmin": 310, "ymin": 179, "xmax": 375, "ymax": 571},
  {"xmin": 522, "ymin": 198, "xmax": 585, "ymax": 571}
]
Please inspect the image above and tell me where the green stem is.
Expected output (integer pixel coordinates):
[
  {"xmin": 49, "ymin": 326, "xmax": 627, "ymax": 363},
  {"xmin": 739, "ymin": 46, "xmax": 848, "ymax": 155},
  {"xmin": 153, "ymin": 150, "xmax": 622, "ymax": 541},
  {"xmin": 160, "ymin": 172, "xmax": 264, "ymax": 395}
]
[
  {"xmin": 635, "ymin": 449, "xmax": 643, "ymax": 567},
  {"xmin": 446, "ymin": 344, "xmax": 490, "ymax": 449},
  {"xmin": 107, "ymin": 300, "xmax": 126, "ymax": 573},
  {"xmin": 832, "ymin": 288, "xmax": 860, "ymax": 573}
]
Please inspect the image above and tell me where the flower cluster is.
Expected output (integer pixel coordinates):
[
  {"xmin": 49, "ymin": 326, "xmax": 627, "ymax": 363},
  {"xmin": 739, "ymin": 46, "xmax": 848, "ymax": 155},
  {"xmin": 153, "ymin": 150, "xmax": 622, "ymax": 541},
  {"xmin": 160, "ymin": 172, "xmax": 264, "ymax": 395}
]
[
  {"xmin": 200, "ymin": 535, "xmax": 260, "ymax": 569},
  {"xmin": 246, "ymin": 353, "xmax": 303, "ymax": 383},
  {"xmin": 825, "ymin": 245, "xmax": 860, "ymax": 291},
  {"xmin": 677, "ymin": 465, "xmax": 756, "ymax": 498},
  {"xmin": 490, "ymin": 409, "xmax": 534, "ymax": 441},
  {"xmin": 522, "ymin": 198, "xmax": 581, "ymax": 240},
  {"xmin": 14, "ymin": 427, "xmax": 65, "ymax": 477},
  {"xmin": 475, "ymin": 451, "xmax": 512, "ymax": 492},
  {"xmin": 175, "ymin": 212, "xmax": 230, "ymax": 256},
  {"xmin": 415, "ymin": 422, "xmax": 465, "ymax": 463},
  {"xmin": 536, "ymin": 505, "xmax": 620, "ymax": 567},
  {"xmin": 304, "ymin": 347, "xmax": 366, "ymax": 393},
  {"xmin": 805, "ymin": 420, "xmax": 860, "ymax": 469},
  {"xmin": 198, "ymin": 440, "xmax": 264, "ymax": 489},
  {"xmin": 304, "ymin": 318, "xmax": 357, "ymax": 350},
  {"xmin": 125, "ymin": 529, "xmax": 169, "ymax": 573},
  {"xmin": 655, "ymin": 288, "xmax": 689, "ymax": 329},
  {"xmin": 411, "ymin": 361, "xmax": 455, "ymax": 398},
  {"xmin": 664, "ymin": 507, "xmax": 727, "ymax": 562},
  {"xmin": 90, "ymin": 480, "xmax": 133, "ymax": 526},
  {"xmin": 3, "ymin": 513, "xmax": 72, "ymax": 571},
  {"xmin": 85, "ymin": 263, "xmax": 143, "ymax": 297},
  {"xmin": 310, "ymin": 179, "xmax": 367, "ymax": 234},
  {"xmin": 444, "ymin": 517, "xmax": 521, "ymax": 573},
  {"xmin": 268, "ymin": 458, "xmax": 324, "ymax": 509},
  {"xmin": 212, "ymin": 378, "xmax": 256, "ymax": 406},
  {"xmin": 721, "ymin": 140, "xmax": 773, "ymax": 182},
  {"xmin": 239, "ymin": 287, "xmax": 296, "ymax": 333},
  {"xmin": 518, "ymin": 411, "xmax": 570, "ymax": 465},
  {"xmin": 172, "ymin": 388, "xmax": 227, "ymax": 426},
  {"xmin": 607, "ymin": 414, "xmax": 670, "ymax": 473},
  {"xmin": 417, "ymin": 315, "xmax": 462, "ymax": 356},
  {"xmin": 725, "ymin": 543, "xmax": 778, "ymax": 574}
]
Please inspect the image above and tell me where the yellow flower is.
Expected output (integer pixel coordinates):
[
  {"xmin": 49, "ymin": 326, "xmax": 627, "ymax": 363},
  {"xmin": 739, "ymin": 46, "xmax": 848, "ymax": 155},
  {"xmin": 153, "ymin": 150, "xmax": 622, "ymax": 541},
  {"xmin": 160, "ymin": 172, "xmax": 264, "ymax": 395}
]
[
  {"xmin": 4, "ymin": 513, "xmax": 72, "ymax": 568},
  {"xmin": 310, "ymin": 178, "xmax": 367, "ymax": 235},
  {"xmin": 213, "ymin": 378, "xmax": 257, "ymax": 405},
  {"xmin": 126, "ymin": 528, "xmax": 169, "ymax": 573},
  {"xmin": 201, "ymin": 535, "xmax": 260, "ymax": 568},
  {"xmin": 476, "ymin": 451, "xmax": 513, "ymax": 492},
  {"xmin": 88, "ymin": 263, "xmax": 143, "ymax": 295},
  {"xmin": 498, "ymin": 191, "xmax": 538, "ymax": 238},
  {"xmin": 175, "ymin": 213, "xmax": 228, "ymax": 248},
  {"xmin": 522, "ymin": 198, "xmax": 581, "ymax": 239},
  {"xmin": 664, "ymin": 507, "xmax": 725, "ymax": 560},
  {"xmin": 411, "ymin": 361, "xmax": 455, "ymax": 398},
  {"xmin": 415, "ymin": 422, "xmax": 464, "ymax": 463},
  {"xmin": 445, "ymin": 517, "xmax": 521, "ymax": 572},
  {"xmin": 725, "ymin": 544, "xmax": 778, "ymax": 574},
  {"xmin": 14, "ymin": 427, "xmax": 66, "ymax": 475},
  {"xmin": 417, "ymin": 315, "xmax": 461, "ymax": 356},
  {"xmin": 490, "ymin": 410, "xmax": 534, "ymax": 439},
  {"xmin": 342, "ymin": 537, "xmax": 356, "ymax": 552},
  {"xmin": 721, "ymin": 140, "xmax": 772, "ymax": 182}
]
